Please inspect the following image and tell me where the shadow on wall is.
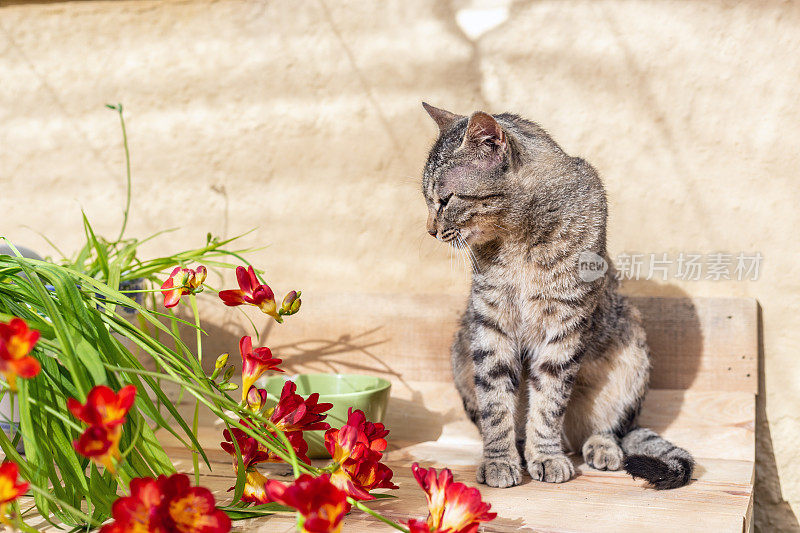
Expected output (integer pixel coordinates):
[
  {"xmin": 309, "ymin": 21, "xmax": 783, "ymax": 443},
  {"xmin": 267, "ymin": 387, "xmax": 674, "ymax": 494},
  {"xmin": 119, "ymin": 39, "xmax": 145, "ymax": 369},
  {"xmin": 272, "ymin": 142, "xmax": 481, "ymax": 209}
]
[
  {"xmin": 754, "ymin": 304, "xmax": 800, "ymax": 532},
  {"xmin": 171, "ymin": 307, "xmax": 455, "ymax": 445},
  {"xmin": 622, "ymin": 280, "xmax": 702, "ymax": 434}
]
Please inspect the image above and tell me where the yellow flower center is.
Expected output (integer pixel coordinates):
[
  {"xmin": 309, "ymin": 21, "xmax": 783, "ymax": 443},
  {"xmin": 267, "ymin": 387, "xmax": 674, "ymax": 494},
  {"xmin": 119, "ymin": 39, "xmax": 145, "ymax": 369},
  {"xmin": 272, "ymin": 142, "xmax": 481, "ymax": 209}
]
[
  {"xmin": 0, "ymin": 477, "xmax": 17, "ymax": 502},
  {"xmin": 6, "ymin": 337, "xmax": 30, "ymax": 360},
  {"xmin": 168, "ymin": 494, "xmax": 213, "ymax": 532}
]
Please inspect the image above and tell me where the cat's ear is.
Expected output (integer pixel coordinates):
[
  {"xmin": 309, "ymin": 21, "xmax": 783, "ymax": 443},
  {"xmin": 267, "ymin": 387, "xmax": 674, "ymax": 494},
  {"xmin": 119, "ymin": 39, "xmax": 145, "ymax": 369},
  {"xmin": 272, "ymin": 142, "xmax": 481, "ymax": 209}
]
[
  {"xmin": 422, "ymin": 102, "xmax": 463, "ymax": 132},
  {"xmin": 465, "ymin": 111, "xmax": 505, "ymax": 150}
]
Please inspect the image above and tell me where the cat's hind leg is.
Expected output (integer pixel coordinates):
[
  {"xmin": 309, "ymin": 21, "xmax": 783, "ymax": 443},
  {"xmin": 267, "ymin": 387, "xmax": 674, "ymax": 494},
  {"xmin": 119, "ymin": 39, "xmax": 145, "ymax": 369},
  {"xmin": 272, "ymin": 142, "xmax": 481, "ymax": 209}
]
[
  {"xmin": 582, "ymin": 433, "xmax": 624, "ymax": 471},
  {"xmin": 564, "ymin": 317, "xmax": 650, "ymax": 473}
]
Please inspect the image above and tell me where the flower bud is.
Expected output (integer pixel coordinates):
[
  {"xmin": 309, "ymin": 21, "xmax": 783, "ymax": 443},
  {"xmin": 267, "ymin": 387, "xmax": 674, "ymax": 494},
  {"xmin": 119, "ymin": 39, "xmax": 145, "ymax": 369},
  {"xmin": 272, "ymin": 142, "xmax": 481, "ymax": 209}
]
[
  {"xmin": 219, "ymin": 382, "xmax": 239, "ymax": 391},
  {"xmin": 279, "ymin": 290, "xmax": 302, "ymax": 316},
  {"xmin": 222, "ymin": 366, "xmax": 235, "ymax": 383},
  {"xmin": 246, "ymin": 386, "xmax": 268, "ymax": 413},
  {"xmin": 191, "ymin": 266, "xmax": 207, "ymax": 289},
  {"xmin": 211, "ymin": 352, "xmax": 229, "ymax": 379}
]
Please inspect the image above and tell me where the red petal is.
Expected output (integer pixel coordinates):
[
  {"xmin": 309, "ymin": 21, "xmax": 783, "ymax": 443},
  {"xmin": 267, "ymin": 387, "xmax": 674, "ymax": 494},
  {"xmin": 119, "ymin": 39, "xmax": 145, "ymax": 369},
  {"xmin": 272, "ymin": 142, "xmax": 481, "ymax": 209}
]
[
  {"xmin": 162, "ymin": 287, "xmax": 182, "ymax": 308},
  {"xmin": 236, "ymin": 266, "xmax": 253, "ymax": 294},
  {"xmin": 246, "ymin": 266, "xmax": 260, "ymax": 292},
  {"xmin": 9, "ymin": 356, "xmax": 40, "ymax": 379},
  {"xmin": 218, "ymin": 290, "xmax": 246, "ymax": 306},
  {"xmin": 117, "ymin": 385, "xmax": 137, "ymax": 413},
  {"xmin": 111, "ymin": 477, "xmax": 163, "ymax": 529},
  {"xmin": 167, "ymin": 485, "xmax": 230, "ymax": 533},
  {"xmin": 264, "ymin": 478, "xmax": 288, "ymax": 503},
  {"xmin": 0, "ymin": 461, "xmax": 19, "ymax": 483},
  {"xmin": 74, "ymin": 426, "xmax": 112, "ymax": 458},
  {"xmin": 66, "ymin": 397, "xmax": 86, "ymax": 423},
  {"xmin": 407, "ymin": 519, "xmax": 433, "ymax": 533},
  {"xmin": 160, "ymin": 277, "xmax": 175, "ymax": 292},
  {"xmin": 239, "ymin": 336, "xmax": 252, "ymax": 359}
]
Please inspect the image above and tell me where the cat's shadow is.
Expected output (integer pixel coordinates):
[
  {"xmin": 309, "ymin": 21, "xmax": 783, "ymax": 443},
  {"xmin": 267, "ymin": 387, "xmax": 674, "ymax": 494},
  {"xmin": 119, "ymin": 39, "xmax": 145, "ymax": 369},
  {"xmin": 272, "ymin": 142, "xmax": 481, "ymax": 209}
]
[{"xmin": 620, "ymin": 279, "xmax": 703, "ymax": 434}]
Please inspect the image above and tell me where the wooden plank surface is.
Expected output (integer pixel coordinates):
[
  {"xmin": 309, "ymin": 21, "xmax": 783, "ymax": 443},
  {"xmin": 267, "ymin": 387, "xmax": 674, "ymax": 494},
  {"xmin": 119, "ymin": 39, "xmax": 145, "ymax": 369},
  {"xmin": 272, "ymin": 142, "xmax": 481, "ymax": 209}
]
[
  {"xmin": 144, "ymin": 383, "xmax": 754, "ymax": 532},
  {"xmin": 145, "ymin": 442, "xmax": 752, "ymax": 533},
  {"xmin": 242, "ymin": 294, "xmax": 758, "ymax": 393},
  {"xmin": 182, "ymin": 456, "xmax": 753, "ymax": 533},
  {"xmin": 159, "ymin": 384, "xmax": 755, "ymax": 464}
]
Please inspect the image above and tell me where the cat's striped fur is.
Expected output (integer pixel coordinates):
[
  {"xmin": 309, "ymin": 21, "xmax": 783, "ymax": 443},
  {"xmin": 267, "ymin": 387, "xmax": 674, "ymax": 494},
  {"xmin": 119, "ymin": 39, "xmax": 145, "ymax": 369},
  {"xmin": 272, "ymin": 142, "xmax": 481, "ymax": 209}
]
[{"xmin": 421, "ymin": 103, "xmax": 694, "ymax": 489}]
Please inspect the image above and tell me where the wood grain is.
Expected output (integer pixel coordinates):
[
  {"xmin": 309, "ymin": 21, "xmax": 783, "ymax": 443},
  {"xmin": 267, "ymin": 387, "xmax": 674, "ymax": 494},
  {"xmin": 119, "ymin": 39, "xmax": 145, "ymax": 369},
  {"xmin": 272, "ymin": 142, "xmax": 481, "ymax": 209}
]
[{"xmin": 256, "ymin": 294, "xmax": 758, "ymax": 393}]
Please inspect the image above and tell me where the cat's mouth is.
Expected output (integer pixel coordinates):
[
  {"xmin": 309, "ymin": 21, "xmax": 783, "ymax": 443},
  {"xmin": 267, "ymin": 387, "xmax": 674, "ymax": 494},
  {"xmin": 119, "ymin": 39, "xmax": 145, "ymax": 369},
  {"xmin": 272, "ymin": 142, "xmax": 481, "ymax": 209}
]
[
  {"xmin": 440, "ymin": 229, "xmax": 459, "ymax": 243},
  {"xmin": 440, "ymin": 228, "xmax": 478, "ymax": 246}
]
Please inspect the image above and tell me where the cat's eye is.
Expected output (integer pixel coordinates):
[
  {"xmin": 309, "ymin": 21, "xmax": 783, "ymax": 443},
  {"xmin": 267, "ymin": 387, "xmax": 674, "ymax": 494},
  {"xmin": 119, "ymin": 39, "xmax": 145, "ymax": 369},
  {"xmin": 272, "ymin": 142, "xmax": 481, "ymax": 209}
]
[{"xmin": 437, "ymin": 194, "xmax": 452, "ymax": 212}]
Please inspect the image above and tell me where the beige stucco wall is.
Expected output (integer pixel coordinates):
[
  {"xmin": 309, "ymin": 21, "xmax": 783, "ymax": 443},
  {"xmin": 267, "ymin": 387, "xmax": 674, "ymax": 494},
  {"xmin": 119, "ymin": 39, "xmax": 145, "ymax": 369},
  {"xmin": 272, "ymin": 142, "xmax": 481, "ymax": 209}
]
[{"xmin": 1, "ymin": 1, "xmax": 798, "ymax": 529}]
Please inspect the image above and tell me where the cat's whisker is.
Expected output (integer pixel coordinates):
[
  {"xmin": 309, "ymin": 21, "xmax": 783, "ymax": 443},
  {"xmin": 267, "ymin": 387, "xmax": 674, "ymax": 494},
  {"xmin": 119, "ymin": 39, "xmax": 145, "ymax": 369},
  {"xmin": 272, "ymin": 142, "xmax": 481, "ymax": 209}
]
[
  {"xmin": 457, "ymin": 233, "xmax": 480, "ymax": 274},
  {"xmin": 462, "ymin": 243, "xmax": 472, "ymax": 282},
  {"xmin": 449, "ymin": 240, "xmax": 455, "ymax": 274},
  {"xmin": 455, "ymin": 239, "xmax": 466, "ymax": 279},
  {"xmin": 467, "ymin": 243, "xmax": 480, "ymax": 274},
  {"xmin": 464, "ymin": 247, "xmax": 476, "ymax": 278}
]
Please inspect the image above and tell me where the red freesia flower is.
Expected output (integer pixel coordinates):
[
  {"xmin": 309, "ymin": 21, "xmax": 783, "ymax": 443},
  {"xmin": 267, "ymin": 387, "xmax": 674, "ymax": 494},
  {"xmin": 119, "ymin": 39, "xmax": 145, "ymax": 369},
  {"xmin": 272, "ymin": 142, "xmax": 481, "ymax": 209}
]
[
  {"xmin": 100, "ymin": 473, "xmax": 231, "ymax": 533},
  {"xmin": 325, "ymin": 408, "xmax": 388, "ymax": 465},
  {"xmin": 330, "ymin": 455, "xmax": 397, "ymax": 501},
  {"xmin": 239, "ymin": 336, "xmax": 283, "ymax": 401},
  {"xmin": 74, "ymin": 424, "xmax": 121, "ymax": 473},
  {"xmin": 409, "ymin": 463, "xmax": 496, "ymax": 533},
  {"xmin": 219, "ymin": 266, "xmax": 282, "ymax": 321},
  {"xmin": 282, "ymin": 431, "xmax": 311, "ymax": 466},
  {"xmin": 220, "ymin": 426, "xmax": 272, "ymax": 504},
  {"xmin": 220, "ymin": 423, "xmax": 311, "ymax": 503},
  {"xmin": 0, "ymin": 317, "xmax": 40, "ymax": 391},
  {"xmin": 270, "ymin": 381, "xmax": 333, "ymax": 432},
  {"xmin": 220, "ymin": 427, "xmax": 271, "ymax": 470},
  {"xmin": 324, "ymin": 409, "xmax": 397, "ymax": 500},
  {"xmin": 160, "ymin": 266, "xmax": 207, "ymax": 308},
  {"xmin": 240, "ymin": 468, "xmax": 272, "ymax": 505},
  {"xmin": 223, "ymin": 420, "xmax": 311, "ymax": 465},
  {"xmin": 0, "ymin": 461, "xmax": 28, "ymax": 526},
  {"xmin": 67, "ymin": 385, "xmax": 137, "ymax": 427},
  {"xmin": 265, "ymin": 474, "xmax": 349, "ymax": 533},
  {"xmin": 68, "ymin": 385, "xmax": 136, "ymax": 474}
]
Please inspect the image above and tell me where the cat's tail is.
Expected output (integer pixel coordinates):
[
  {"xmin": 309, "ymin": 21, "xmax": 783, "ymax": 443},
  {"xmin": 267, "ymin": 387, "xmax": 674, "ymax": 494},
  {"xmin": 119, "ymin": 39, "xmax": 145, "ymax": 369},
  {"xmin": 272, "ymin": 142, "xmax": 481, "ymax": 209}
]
[{"xmin": 620, "ymin": 428, "xmax": 694, "ymax": 489}]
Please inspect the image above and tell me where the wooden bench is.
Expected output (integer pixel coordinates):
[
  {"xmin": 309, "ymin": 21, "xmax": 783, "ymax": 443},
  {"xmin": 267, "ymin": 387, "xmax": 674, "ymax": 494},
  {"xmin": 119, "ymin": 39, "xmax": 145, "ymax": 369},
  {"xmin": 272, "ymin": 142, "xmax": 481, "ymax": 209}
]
[{"xmin": 163, "ymin": 293, "xmax": 756, "ymax": 532}]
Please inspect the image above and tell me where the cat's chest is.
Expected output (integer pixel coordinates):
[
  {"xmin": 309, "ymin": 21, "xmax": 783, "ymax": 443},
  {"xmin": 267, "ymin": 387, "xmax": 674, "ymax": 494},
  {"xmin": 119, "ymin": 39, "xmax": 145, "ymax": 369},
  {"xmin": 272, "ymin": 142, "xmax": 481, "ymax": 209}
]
[{"xmin": 478, "ymin": 260, "xmax": 566, "ymax": 345}]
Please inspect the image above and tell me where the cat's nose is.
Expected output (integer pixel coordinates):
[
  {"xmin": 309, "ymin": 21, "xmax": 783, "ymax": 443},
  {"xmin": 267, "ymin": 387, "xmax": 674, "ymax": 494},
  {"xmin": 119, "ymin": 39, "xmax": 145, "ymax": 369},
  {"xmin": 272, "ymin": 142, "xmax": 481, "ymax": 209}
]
[{"xmin": 428, "ymin": 227, "xmax": 437, "ymax": 237}]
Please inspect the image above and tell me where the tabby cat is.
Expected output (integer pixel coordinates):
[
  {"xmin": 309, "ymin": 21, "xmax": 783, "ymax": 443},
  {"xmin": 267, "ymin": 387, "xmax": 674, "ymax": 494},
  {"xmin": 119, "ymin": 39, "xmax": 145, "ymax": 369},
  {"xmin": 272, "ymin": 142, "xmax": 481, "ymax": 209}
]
[{"xmin": 420, "ymin": 103, "xmax": 693, "ymax": 490}]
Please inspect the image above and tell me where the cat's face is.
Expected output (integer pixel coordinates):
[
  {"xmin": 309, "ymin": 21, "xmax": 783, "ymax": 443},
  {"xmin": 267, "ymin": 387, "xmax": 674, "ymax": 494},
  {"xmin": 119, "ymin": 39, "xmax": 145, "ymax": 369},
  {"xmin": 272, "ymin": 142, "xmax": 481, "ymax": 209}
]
[{"xmin": 421, "ymin": 104, "xmax": 509, "ymax": 246}]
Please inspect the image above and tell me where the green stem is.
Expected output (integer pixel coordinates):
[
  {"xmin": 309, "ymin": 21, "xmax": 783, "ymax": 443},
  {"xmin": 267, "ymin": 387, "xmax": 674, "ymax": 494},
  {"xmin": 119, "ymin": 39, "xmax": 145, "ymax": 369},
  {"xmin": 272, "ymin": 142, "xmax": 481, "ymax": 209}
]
[
  {"xmin": 114, "ymin": 472, "xmax": 130, "ymax": 496},
  {"xmin": 348, "ymin": 498, "xmax": 410, "ymax": 533},
  {"xmin": 192, "ymin": 402, "xmax": 200, "ymax": 485},
  {"xmin": 272, "ymin": 423, "xmax": 300, "ymax": 479},
  {"xmin": 190, "ymin": 294, "xmax": 202, "ymax": 486},
  {"xmin": 117, "ymin": 288, "xmax": 170, "ymax": 294},
  {"xmin": 112, "ymin": 103, "xmax": 132, "ymax": 243}
]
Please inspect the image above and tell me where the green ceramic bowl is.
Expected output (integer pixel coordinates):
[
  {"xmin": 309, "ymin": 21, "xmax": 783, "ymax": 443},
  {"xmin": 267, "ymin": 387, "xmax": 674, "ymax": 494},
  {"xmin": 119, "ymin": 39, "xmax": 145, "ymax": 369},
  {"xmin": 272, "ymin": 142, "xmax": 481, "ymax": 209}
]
[{"xmin": 258, "ymin": 373, "xmax": 391, "ymax": 459}]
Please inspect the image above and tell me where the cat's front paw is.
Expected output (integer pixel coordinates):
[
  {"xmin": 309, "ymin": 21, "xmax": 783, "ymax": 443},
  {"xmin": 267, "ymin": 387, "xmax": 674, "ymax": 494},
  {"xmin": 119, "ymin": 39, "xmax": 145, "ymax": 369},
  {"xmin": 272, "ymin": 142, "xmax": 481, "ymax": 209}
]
[
  {"xmin": 526, "ymin": 453, "xmax": 575, "ymax": 483},
  {"xmin": 477, "ymin": 456, "xmax": 522, "ymax": 488}
]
